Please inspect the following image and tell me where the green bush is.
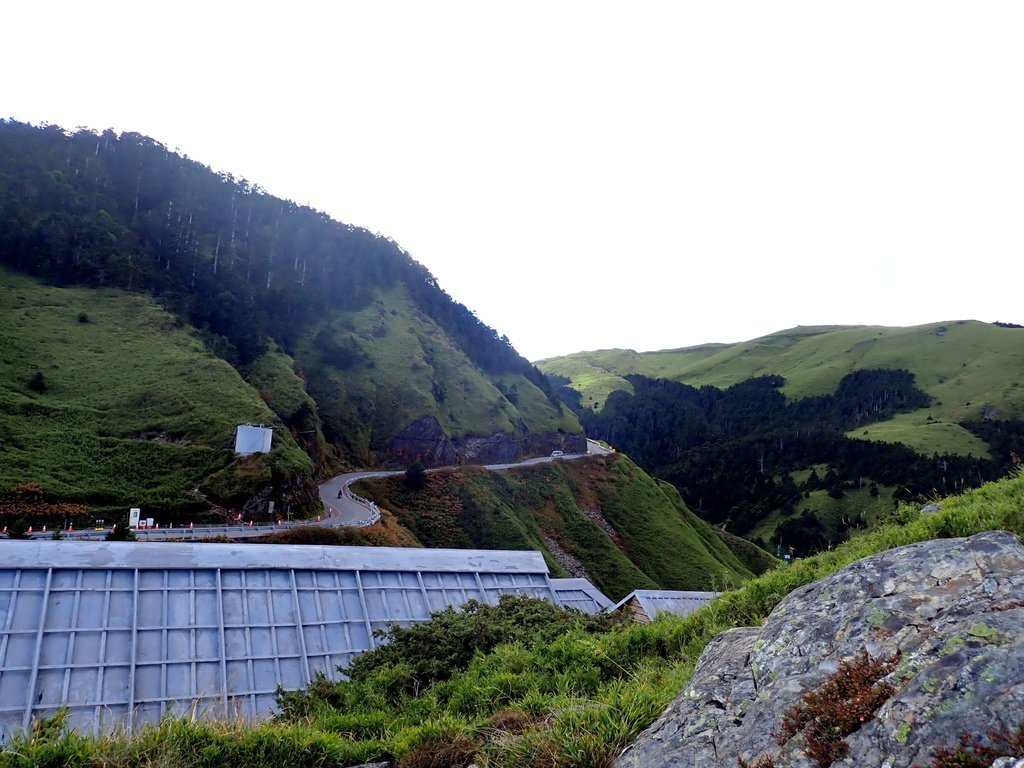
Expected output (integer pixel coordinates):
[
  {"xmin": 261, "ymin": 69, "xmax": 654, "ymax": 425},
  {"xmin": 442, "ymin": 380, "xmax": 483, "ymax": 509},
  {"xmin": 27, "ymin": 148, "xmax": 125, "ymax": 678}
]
[
  {"xmin": 405, "ymin": 461, "xmax": 428, "ymax": 491},
  {"xmin": 344, "ymin": 595, "xmax": 621, "ymax": 694},
  {"xmin": 26, "ymin": 371, "xmax": 47, "ymax": 394}
]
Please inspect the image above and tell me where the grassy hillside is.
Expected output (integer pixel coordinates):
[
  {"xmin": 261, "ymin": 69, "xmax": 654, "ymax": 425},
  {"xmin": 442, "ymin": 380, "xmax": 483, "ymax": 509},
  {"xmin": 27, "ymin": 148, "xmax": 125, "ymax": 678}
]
[
  {"xmin": 299, "ymin": 287, "xmax": 579, "ymax": 461},
  {"xmin": 17, "ymin": 471, "xmax": 1024, "ymax": 768},
  {"xmin": 354, "ymin": 454, "xmax": 762, "ymax": 600},
  {"xmin": 0, "ymin": 268, "xmax": 316, "ymax": 520},
  {"xmin": 539, "ymin": 321, "xmax": 1024, "ymax": 457}
]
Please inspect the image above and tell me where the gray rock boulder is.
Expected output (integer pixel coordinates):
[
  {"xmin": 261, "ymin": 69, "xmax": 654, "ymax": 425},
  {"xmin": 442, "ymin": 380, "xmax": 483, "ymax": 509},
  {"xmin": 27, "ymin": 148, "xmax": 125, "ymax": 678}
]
[{"xmin": 614, "ymin": 531, "xmax": 1024, "ymax": 768}]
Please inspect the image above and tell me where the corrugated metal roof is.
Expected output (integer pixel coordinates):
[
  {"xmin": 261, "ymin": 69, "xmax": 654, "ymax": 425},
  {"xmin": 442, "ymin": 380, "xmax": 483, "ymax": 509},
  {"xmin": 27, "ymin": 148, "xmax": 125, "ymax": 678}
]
[
  {"xmin": 611, "ymin": 589, "xmax": 720, "ymax": 620},
  {"xmin": 549, "ymin": 578, "xmax": 614, "ymax": 614},
  {"xmin": 0, "ymin": 541, "xmax": 558, "ymax": 739}
]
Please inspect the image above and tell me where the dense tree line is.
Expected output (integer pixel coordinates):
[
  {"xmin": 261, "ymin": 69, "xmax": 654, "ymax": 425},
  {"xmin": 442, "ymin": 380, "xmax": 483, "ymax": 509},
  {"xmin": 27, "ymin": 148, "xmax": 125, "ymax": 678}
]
[
  {"xmin": 0, "ymin": 120, "xmax": 553, "ymax": 396},
  {"xmin": 568, "ymin": 371, "xmax": 1023, "ymax": 549}
]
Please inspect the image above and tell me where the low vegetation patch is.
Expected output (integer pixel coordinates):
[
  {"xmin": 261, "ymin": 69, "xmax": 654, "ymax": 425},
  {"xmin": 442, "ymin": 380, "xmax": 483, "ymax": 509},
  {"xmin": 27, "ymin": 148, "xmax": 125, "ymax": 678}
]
[
  {"xmin": 278, "ymin": 595, "xmax": 624, "ymax": 709},
  {"xmin": 776, "ymin": 649, "xmax": 898, "ymax": 767},
  {"xmin": 249, "ymin": 511, "xmax": 419, "ymax": 548},
  {"xmin": 0, "ymin": 269, "xmax": 318, "ymax": 520},
  {"xmin": 924, "ymin": 722, "xmax": 1024, "ymax": 768}
]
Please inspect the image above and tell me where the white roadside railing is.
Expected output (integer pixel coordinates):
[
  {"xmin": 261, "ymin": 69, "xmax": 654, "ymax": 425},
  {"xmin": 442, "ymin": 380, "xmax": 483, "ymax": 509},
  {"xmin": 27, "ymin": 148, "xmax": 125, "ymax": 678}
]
[{"xmin": 343, "ymin": 483, "xmax": 381, "ymax": 527}]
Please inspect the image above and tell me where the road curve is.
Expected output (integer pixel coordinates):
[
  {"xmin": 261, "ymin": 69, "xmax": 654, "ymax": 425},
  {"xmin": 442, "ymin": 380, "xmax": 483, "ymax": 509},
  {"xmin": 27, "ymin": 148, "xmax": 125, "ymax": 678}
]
[
  {"xmin": 318, "ymin": 438, "xmax": 612, "ymax": 526},
  {"xmin": 6, "ymin": 441, "xmax": 613, "ymax": 540}
]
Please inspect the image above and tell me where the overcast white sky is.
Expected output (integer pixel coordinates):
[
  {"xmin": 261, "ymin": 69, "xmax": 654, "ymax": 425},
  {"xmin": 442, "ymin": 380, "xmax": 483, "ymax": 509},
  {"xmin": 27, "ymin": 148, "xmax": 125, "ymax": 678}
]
[{"xmin": 3, "ymin": 2, "xmax": 1022, "ymax": 360}]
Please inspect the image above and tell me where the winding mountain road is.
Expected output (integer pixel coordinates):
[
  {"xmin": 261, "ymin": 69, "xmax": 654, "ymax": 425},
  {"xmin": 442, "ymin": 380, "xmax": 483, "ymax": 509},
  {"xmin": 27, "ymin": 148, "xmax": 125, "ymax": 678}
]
[
  {"xmin": 8, "ymin": 441, "xmax": 611, "ymax": 540},
  {"xmin": 317, "ymin": 438, "xmax": 611, "ymax": 526}
]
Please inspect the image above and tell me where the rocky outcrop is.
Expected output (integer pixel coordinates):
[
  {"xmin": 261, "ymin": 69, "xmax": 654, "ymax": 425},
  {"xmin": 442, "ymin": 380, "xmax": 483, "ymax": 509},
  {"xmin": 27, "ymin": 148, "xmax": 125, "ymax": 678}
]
[
  {"xmin": 384, "ymin": 416, "xmax": 586, "ymax": 467},
  {"xmin": 614, "ymin": 531, "xmax": 1024, "ymax": 768}
]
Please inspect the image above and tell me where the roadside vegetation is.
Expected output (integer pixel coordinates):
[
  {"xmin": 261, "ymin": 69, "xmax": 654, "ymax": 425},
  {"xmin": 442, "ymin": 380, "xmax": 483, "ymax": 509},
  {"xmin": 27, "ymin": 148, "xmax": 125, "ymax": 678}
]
[
  {"xmin": 5, "ymin": 470, "xmax": 1022, "ymax": 767},
  {"xmin": 354, "ymin": 453, "xmax": 762, "ymax": 600}
]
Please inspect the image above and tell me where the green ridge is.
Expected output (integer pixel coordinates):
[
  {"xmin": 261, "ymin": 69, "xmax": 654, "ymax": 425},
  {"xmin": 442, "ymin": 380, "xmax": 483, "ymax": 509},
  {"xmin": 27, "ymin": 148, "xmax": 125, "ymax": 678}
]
[
  {"xmin": 299, "ymin": 287, "xmax": 578, "ymax": 460},
  {"xmin": 539, "ymin": 321, "xmax": 1024, "ymax": 457}
]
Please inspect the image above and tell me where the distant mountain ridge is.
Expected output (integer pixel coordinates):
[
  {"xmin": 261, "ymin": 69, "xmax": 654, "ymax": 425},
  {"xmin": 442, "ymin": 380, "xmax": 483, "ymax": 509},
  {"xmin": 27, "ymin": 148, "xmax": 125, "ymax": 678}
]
[
  {"xmin": 0, "ymin": 120, "xmax": 581, "ymax": 517},
  {"xmin": 539, "ymin": 322, "xmax": 1024, "ymax": 553},
  {"xmin": 539, "ymin": 320, "xmax": 1024, "ymax": 458}
]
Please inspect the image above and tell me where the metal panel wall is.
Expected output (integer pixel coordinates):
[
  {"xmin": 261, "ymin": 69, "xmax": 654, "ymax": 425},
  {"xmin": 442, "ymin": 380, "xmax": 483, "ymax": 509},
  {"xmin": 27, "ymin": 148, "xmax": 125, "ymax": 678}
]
[{"xmin": 0, "ymin": 542, "xmax": 557, "ymax": 739}]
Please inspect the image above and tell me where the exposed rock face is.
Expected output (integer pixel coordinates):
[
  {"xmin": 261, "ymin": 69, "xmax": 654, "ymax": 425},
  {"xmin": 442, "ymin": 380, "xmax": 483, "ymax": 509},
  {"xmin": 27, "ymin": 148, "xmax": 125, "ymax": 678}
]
[
  {"xmin": 384, "ymin": 416, "xmax": 586, "ymax": 467},
  {"xmin": 614, "ymin": 531, "xmax": 1024, "ymax": 768},
  {"xmin": 384, "ymin": 416, "xmax": 459, "ymax": 467}
]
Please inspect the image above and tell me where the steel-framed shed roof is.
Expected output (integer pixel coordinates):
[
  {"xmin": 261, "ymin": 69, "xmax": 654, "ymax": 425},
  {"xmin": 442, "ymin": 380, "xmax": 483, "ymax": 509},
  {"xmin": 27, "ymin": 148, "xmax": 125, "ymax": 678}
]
[
  {"xmin": 0, "ymin": 541, "xmax": 560, "ymax": 739},
  {"xmin": 549, "ymin": 578, "xmax": 614, "ymax": 614},
  {"xmin": 611, "ymin": 589, "xmax": 721, "ymax": 622}
]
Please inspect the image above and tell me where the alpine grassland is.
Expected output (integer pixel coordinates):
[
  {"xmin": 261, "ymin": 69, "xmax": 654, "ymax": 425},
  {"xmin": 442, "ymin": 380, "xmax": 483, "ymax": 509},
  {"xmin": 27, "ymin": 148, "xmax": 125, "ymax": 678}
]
[
  {"xmin": 241, "ymin": 343, "xmax": 333, "ymax": 470},
  {"xmin": 538, "ymin": 320, "xmax": 1024, "ymax": 458},
  {"xmin": 7, "ymin": 471, "xmax": 1023, "ymax": 768},
  {"xmin": 354, "ymin": 453, "xmax": 759, "ymax": 600},
  {"xmin": 848, "ymin": 413, "xmax": 991, "ymax": 459},
  {"xmin": 298, "ymin": 286, "xmax": 579, "ymax": 461},
  {"xmin": 0, "ymin": 268, "xmax": 316, "ymax": 521}
]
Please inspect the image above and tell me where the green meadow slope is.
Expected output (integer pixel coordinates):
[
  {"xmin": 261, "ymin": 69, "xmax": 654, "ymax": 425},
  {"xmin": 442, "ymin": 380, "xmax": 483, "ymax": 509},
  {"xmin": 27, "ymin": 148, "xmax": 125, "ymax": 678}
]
[
  {"xmin": 0, "ymin": 267, "xmax": 581, "ymax": 519},
  {"xmin": 539, "ymin": 321, "xmax": 1024, "ymax": 457},
  {"xmin": 0, "ymin": 269, "xmax": 316, "ymax": 519},
  {"xmin": 354, "ymin": 453, "xmax": 768, "ymax": 600},
  {"xmin": 296, "ymin": 286, "xmax": 579, "ymax": 461}
]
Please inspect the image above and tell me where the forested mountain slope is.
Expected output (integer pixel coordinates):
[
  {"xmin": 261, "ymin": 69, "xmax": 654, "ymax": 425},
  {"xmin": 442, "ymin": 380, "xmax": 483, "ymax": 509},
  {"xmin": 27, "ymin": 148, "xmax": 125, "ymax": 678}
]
[{"xmin": 0, "ymin": 120, "xmax": 581, "ymax": 515}]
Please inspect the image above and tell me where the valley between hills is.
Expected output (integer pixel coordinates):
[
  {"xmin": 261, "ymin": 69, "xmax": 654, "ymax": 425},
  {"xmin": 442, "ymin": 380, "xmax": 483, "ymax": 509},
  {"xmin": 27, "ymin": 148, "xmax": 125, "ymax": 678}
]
[
  {"xmin": 2, "ymin": 120, "xmax": 1024, "ymax": 767},
  {"xmin": 3, "ymin": 118, "xmax": 1024, "ymax": 576}
]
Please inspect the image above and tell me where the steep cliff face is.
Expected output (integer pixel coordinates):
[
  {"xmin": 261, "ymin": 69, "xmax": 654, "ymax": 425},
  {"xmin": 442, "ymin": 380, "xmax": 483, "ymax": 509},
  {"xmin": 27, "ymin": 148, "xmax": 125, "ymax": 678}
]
[
  {"xmin": 384, "ymin": 415, "xmax": 587, "ymax": 467},
  {"xmin": 614, "ymin": 531, "xmax": 1024, "ymax": 768}
]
